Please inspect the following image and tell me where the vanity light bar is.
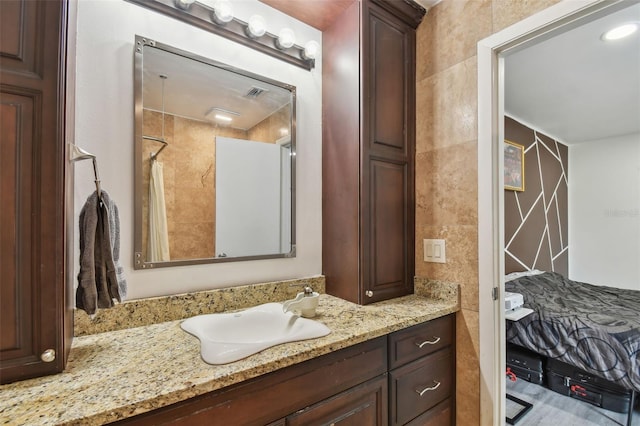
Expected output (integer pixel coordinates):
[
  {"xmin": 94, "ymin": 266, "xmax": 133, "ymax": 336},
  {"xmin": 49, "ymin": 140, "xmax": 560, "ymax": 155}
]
[{"xmin": 125, "ymin": 0, "xmax": 317, "ymax": 71}]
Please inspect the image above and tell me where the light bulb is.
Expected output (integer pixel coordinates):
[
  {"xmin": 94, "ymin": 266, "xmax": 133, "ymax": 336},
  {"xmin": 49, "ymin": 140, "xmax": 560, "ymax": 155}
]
[
  {"xmin": 246, "ymin": 15, "xmax": 266, "ymax": 39},
  {"xmin": 276, "ymin": 28, "xmax": 296, "ymax": 50},
  {"xmin": 302, "ymin": 40, "xmax": 320, "ymax": 60},
  {"xmin": 212, "ymin": 0, "xmax": 233, "ymax": 25},
  {"xmin": 174, "ymin": 0, "xmax": 195, "ymax": 10}
]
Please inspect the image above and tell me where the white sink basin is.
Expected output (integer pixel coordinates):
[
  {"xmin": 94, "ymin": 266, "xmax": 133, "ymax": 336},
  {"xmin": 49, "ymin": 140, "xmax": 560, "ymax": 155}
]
[{"xmin": 180, "ymin": 302, "xmax": 331, "ymax": 364}]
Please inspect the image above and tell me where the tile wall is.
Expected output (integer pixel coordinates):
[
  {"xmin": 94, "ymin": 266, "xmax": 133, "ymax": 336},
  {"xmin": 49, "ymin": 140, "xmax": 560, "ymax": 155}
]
[
  {"xmin": 414, "ymin": 0, "xmax": 561, "ymax": 424},
  {"xmin": 247, "ymin": 104, "xmax": 291, "ymax": 143}
]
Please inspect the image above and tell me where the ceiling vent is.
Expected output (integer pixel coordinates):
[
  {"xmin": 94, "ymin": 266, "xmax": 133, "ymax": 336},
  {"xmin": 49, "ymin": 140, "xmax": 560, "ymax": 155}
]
[{"xmin": 244, "ymin": 86, "xmax": 269, "ymax": 98}]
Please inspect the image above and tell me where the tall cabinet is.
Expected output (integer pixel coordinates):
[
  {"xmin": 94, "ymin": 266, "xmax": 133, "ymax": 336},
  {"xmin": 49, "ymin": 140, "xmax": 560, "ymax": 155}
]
[
  {"xmin": 323, "ymin": 0, "xmax": 425, "ymax": 304},
  {"xmin": 0, "ymin": 0, "xmax": 73, "ymax": 384}
]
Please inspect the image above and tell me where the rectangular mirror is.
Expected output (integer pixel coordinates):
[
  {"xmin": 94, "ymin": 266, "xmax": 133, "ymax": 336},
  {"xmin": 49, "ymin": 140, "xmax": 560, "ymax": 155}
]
[{"xmin": 134, "ymin": 35, "xmax": 296, "ymax": 269}]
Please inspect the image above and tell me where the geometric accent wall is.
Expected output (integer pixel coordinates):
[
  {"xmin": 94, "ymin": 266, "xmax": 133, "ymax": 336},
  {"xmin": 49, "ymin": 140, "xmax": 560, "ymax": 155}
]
[{"xmin": 504, "ymin": 116, "xmax": 569, "ymax": 275}]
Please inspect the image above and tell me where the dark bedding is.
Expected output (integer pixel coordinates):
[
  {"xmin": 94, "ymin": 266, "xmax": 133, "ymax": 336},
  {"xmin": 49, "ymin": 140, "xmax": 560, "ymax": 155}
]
[{"xmin": 505, "ymin": 271, "xmax": 640, "ymax": 392}]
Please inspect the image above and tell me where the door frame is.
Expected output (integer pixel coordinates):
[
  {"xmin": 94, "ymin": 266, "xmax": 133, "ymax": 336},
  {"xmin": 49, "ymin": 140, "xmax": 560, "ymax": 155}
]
[{"xmin": 476, "ymin": 0, "xmax": 627, "ymax": 423}]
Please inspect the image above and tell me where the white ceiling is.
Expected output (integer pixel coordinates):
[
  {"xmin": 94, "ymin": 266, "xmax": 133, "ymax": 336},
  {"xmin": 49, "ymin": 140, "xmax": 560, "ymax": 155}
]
[{"xmin": 504, "ymin": 2, "xmax": 640, "ymax": 144}]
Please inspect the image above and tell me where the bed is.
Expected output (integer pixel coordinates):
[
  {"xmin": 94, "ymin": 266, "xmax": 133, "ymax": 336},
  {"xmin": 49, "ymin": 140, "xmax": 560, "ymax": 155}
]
[{"xmin": 505, "ymin": 271, "xmax": 640, "ymax": 392}]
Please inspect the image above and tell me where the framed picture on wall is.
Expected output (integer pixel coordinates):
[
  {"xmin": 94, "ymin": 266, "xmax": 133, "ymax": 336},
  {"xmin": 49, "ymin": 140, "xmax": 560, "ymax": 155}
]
[{"xmin": 504, "ymin": 140, "xmax": 525, "ymax": 191}]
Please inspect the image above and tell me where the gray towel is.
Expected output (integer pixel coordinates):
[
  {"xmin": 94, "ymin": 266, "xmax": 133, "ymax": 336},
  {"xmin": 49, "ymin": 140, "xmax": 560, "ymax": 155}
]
[
  {"xmin": 76, "ymin": 190, "xmax": 127, "ymax": 315},
  {"xmin": 101, "ymin": 190, "xmax": 127, "ymax": 299}
]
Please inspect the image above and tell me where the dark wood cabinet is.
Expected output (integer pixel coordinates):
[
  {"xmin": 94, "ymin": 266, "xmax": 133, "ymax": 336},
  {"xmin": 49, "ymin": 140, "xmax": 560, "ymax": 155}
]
[
  {"xmin": 0, "ymin": 0, "xmax": 73, "ymax": 384},
  {"xmin": 323, "ymin": 0, "xmax": 425, "ymax": 305}
]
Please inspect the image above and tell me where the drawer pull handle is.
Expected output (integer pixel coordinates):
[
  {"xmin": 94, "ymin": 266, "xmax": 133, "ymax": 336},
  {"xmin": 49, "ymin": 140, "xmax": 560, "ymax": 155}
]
[
  {"xmin": 415, "ymin": 381, "xmax": 441, "ymax": 396},
  {"xmin": 415, "ymin": 337, "xmax": 441, "ymax": 348}
]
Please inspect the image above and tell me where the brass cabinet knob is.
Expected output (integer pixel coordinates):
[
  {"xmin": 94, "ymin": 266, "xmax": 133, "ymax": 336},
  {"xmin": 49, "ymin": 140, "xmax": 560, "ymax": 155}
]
[{"xmin": 40, "ymin": 349, "xmax": 56, "ymax": 363}]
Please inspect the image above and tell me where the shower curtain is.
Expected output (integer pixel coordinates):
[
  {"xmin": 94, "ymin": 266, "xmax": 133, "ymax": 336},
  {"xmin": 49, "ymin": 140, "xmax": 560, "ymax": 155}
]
[{"xmin": 148, "ymin": 159, "xmax": 170, "ymax": 262}]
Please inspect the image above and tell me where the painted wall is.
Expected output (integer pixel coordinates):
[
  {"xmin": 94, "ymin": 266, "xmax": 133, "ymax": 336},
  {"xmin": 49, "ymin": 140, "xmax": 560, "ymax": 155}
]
[
  {"xmin": 73, "ymin": 0, "xmax": 322, "ymax": 300},
  {"xmin": 504, "ymin": 116, "xmax": 569, "ymax": 276},
  {"xmin": 569, "ymin": 133, "xmax": 640, "ymax": 290},
  {"xmin": 415, "ymin": 0, "xmax": 561, "ymax": 424}
]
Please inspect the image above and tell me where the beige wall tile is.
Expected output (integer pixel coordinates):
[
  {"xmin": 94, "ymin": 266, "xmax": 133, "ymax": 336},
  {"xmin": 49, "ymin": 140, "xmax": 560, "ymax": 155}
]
[
  {"xmin": 247, "ymin": 104, "xmax": 291, "ymax": 143},
  {"xmin": 170, "ymin": 222, "xmax": 215, "ymax": 260},
  {"xmin": 416, "ymin": 57, "xmax": 477, "ymax": 154},
  {"xmin": 174, "ymin": 151, "xmax": 215, "ymax": 190},
  {"xmin": 173, "ymin": 186, "xmax": 215, "ymax": 224},
  {"xmin": 415, "ymin": 225, "xmax": 479, "ymax": 311},
  {"xmin": 417, "ymin": 0, "xmax": 492, "ymax": 80},
  {"xmin": 415, "ymin": 142, "xmax": 478, "ymax": 226},
  {"xmin": 456, "ymin": 308, "xmax": 480, "ymax": 425},
  {"xmin": 174, "ymin": 116, "xmax": 215, "ymax": 152},
  {"xmin": 492, "ymin": 0, "xmax": 561, "ymax": 33}
]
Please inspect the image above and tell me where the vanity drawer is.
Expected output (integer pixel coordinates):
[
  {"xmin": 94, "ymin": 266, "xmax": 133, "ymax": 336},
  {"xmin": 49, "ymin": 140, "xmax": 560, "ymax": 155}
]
[
  {"xmin": 388, "ymin": 314, "xmax": 453, "ymax": 369},
  {"xmin": 405, "ymin": 398, "xmax": 452, "ymax": 426},
  {"xmin": 389, "ymin": 348, "xmax": 453, "ymax": 426}
]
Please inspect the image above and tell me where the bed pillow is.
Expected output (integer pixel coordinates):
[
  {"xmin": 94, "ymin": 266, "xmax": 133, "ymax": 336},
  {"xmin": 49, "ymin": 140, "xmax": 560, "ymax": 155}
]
[{"xmin": 505, "ymin": 269, "xmax": 545, "ymax": 282}]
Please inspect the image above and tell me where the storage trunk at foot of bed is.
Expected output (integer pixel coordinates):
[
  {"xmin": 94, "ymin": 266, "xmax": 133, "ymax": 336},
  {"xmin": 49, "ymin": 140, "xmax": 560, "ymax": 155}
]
[
  {"xmin": 506, "ymin": 344, "xmax": 544, "ymax": 385},
  {"xmin": 546, "ymin": 358, "xmax": 636, "ymax": 414}
]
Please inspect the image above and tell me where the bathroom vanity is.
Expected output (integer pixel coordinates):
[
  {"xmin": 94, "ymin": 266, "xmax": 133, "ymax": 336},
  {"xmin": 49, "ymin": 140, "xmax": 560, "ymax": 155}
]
[
  {"xmin": 0, "ymin": 288, "xmax": 458, "ymax": 425},
  {"xmin": 116, "ymin": 315, "xmax": 454, "ymax": 425}
]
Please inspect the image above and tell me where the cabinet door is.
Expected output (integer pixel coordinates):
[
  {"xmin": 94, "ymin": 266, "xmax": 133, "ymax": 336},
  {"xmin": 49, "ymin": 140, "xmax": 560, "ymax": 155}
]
[
  {"xmin": 287, "ymin": 375, "xmax": 388, "ymax": 426},
  {"xmin": 361, "ymin": 2, "xmax": 415, "ymax": 303},
  {"xmin": 0, "ymin": 0, "xmax": 71, "ymax": 384}
]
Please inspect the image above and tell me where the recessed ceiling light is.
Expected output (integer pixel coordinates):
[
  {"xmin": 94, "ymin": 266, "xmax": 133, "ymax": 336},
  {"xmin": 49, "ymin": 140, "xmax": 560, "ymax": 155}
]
[
  {"xmin": 214, "ymin": 114, "xmax": 232, "ymax": 122},
  {"xmin": 602, "ymin": 23, "xmax": 638, "ymax": 41},
  {"xmin": 205, "ymin": 107, "xmax": 239, "ymax": 123}
]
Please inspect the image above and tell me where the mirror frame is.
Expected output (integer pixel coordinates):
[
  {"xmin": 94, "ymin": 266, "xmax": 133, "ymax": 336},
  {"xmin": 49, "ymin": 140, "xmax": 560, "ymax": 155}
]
[{"xmin": 133, "ymin": 35, "xmax": 297, "ymax": 270}]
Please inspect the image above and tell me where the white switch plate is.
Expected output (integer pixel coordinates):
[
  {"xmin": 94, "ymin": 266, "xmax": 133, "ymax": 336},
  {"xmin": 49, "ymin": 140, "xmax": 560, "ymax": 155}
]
[{"xmin": 423, "ymin": 239, "xmax": 446, "ymax": 263}]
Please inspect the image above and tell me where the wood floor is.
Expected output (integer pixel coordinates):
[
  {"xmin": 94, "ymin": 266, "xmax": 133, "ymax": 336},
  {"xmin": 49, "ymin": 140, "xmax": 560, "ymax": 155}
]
[{"xmin": 505, "ymin": 378, "xmax": 639, "ymax": 426}]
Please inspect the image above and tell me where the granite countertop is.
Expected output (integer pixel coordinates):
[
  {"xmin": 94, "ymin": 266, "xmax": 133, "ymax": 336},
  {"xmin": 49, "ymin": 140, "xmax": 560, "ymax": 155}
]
[{"xmin": 1, "ymin": 292, "xmax": 458, "ymax": 425}]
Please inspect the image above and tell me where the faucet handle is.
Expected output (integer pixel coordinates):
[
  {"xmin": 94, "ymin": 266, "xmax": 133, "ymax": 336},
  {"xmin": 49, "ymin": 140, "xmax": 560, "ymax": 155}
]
[
  {"xmin": 283, "ymin": 293, "xmax": 304, "ymax": 313},
  {"xmin": 303, "ymin": 286, "xmax": 314, "ymax": 296}
]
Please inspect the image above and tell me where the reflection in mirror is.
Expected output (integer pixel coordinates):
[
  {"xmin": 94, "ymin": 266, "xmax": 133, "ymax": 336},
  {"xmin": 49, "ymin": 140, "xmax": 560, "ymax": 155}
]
[{"xmin": 134, "ymin": 36, "xmax": 296, "ymax": 269}]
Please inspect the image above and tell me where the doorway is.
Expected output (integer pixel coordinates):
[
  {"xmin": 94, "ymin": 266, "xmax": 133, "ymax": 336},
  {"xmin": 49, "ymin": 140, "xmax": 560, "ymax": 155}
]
[{"xmin": 477, "ymin": 0, "xmax": 638, "ymax": 424}]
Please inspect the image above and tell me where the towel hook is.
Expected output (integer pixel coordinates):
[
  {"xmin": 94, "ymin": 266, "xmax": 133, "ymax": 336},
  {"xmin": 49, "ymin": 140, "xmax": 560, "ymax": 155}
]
[{"xmin": 69, "ymin": 144, "xmax": 101, "ymax": 198}]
